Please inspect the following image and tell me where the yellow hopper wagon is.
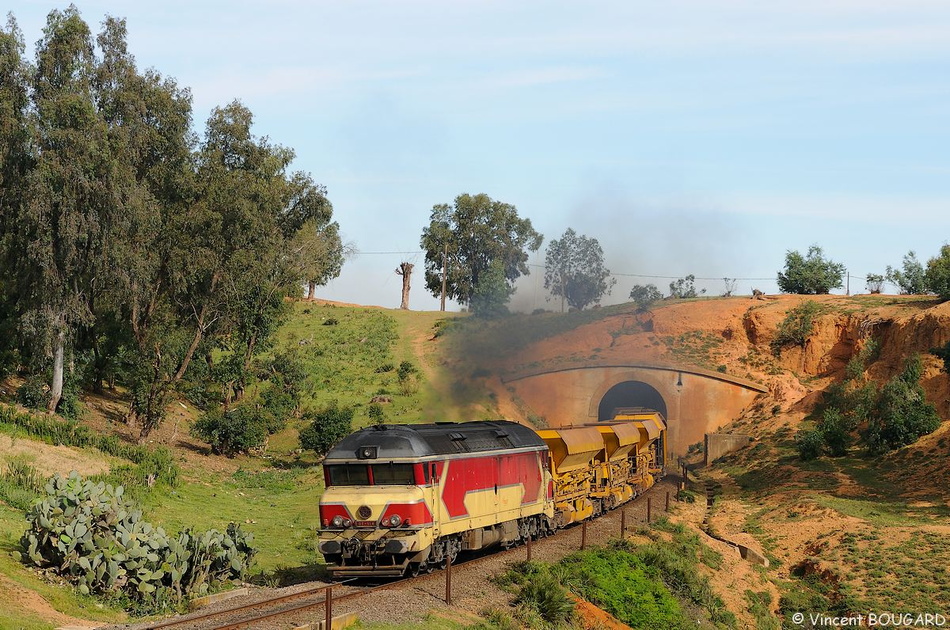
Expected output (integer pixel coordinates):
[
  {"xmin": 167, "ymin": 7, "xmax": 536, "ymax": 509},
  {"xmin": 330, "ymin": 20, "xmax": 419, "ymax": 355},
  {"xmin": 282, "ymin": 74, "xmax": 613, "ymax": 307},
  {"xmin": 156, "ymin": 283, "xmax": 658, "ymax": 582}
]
[{"xmin": 536, "ymin": 426, "xmax": 604, "ymax": 527}]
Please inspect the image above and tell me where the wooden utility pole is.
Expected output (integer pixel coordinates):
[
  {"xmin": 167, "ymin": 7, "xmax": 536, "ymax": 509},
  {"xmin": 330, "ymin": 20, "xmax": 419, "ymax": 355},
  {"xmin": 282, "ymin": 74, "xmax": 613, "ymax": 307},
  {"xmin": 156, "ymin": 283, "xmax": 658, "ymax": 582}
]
[{"xmin": 395, "ymin": 262, "xmax": 413, "ymax": 310}]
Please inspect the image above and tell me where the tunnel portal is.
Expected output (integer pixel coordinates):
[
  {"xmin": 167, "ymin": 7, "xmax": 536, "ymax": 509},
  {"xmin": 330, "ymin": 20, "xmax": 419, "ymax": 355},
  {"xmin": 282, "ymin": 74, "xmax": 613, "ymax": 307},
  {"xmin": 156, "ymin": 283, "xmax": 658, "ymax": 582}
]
[{"xmin": 597, "ymin": 380, "xmax": 668, "ymax": 421}]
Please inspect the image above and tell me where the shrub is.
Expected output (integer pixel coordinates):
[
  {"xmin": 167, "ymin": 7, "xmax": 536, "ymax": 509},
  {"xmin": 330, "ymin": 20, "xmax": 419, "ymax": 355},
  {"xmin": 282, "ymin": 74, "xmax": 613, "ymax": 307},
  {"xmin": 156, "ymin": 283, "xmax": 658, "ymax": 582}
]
[
  {"xmin": 191, "ymin": 406, "xmax": 269, "ymax": 457},
  {"xmin": 817, "ymin": 408, "xmax": 852, "ymax": 457},
  {"xmin": 368, "ymin": 403, "xmax": 385, "ymax": 425},
  {"xmin": 299, "ymin": 402, "xmax": 354, "ymax": 456},
  {"xmin": 796, "ymin": 429, "xmax": 824, "ymax": 460},
  {"xmin": 668, "ymin": 274, "xmax": 705, "ymax": 299},
  {"xmin": 771, "ymin": 301, "xmax": 821, "ymax": 355},
  {"xmin": 22, "ymin": 472, "xmax": 255, "ymax": 613},
  {"xmin": 865, "ymin": 273, "xmax": 885, "ymax": 294},
  {"xmin": 513, "ymin": 570, "xmax": 575, "ymax": 626},
  {"xmin": 863, "ymin": 355, "xmax": 940, "ymax": 453},
  {"xmin": 16, "ymin": 377, "xmax": 50, "ymax": 410},
  {"xmin": 630, "ymin": 284, "xmax": 663, "ymax": 312}
]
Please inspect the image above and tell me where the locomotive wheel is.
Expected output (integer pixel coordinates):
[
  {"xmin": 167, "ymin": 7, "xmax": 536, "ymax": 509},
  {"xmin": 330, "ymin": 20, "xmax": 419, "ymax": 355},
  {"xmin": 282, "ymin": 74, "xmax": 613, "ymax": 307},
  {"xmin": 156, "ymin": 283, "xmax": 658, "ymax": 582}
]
[{"xmin": 408, "ymin": 563, "xmax": 421, "ymax": 577}]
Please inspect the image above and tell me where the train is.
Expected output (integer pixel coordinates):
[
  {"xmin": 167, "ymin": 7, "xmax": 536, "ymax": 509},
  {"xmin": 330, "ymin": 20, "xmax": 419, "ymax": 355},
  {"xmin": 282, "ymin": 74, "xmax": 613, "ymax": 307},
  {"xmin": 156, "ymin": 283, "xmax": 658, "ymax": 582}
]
[{"xmin": 316, "ymin": 408, "xmax": 666, "ymax": 577}]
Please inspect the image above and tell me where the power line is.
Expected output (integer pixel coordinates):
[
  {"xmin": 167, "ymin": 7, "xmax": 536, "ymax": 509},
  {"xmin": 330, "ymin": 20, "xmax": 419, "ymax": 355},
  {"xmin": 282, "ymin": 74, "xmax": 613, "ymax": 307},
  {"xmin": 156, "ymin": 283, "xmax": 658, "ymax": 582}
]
[{"xmin": 353, "ymin": 252, "xmax": 880, "ymax": 284}]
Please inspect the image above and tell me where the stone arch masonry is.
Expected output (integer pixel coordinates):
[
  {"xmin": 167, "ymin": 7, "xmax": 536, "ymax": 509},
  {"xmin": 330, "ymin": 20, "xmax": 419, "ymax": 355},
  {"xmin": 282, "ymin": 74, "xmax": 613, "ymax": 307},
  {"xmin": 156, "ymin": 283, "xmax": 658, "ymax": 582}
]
[{"xmin": 502, "ymin": 360, "xmax": 767, "ymax": 459}]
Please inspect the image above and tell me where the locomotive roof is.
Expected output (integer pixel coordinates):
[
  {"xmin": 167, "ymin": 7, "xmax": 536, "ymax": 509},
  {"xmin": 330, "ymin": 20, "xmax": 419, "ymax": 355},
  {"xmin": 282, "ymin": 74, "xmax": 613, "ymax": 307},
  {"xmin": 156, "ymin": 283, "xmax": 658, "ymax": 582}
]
[{"xmin": 324, "ymin": 420, "xmax": 545, "ymax": 461}]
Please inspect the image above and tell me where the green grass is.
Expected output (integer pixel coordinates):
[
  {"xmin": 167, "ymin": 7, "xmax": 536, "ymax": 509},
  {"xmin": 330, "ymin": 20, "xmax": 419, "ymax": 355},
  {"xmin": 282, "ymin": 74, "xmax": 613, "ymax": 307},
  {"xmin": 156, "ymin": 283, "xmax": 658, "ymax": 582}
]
[
  {"xmin": 0, "ymin": 503, "xmax": 126, "ymax": 627},
  {"xmin": 140, "ymin": 466, "xmax": 326, "ymax": 578}
]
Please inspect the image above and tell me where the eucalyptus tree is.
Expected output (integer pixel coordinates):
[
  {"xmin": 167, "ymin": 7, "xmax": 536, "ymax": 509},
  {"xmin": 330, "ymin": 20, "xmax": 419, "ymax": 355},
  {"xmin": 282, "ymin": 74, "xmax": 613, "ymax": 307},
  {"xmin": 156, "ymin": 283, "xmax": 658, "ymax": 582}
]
[
  {"xmin": 543, "ymin": 228, "xmax": 615, "ymax": 311},
  {"xmin": 278, "ymin": 172, "xmax": 344, "ymax": 300},
  {"xmin": 0, "ymin": 17, "xmax": 32, "ymax": 377},
  {"xmin": 420, "ymin": 193, "xmax": 542, "ymax": 308},
  {"xmin": 11, "ymin": 7, "xmax": 114, "ymax": 413},
  {"xmin": 92, "ymin": 16, "xmax": 196, "ymax": 433}
]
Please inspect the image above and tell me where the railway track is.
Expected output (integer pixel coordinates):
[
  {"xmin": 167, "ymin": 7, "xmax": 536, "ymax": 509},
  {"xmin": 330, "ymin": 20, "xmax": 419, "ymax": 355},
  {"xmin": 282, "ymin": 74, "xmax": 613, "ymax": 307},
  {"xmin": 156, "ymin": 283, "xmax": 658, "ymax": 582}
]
[{"xmin": 130, "ymin": 478, "xmax": 678, "ymax": 630}]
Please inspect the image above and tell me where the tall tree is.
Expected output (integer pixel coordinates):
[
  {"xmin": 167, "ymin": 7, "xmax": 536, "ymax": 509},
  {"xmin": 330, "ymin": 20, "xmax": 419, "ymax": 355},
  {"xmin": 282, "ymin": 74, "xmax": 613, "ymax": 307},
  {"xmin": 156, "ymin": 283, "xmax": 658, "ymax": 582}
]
[
  {"xmin": 291, "ymin": 218, "xmax": 344, "ymax": 300},
  {"xmin": 420, "ymin": 193, "xmax": 542, "ymax": 307},
  {"xmin": 543, "ymin": 228, "xmax": 615, "ymax": 311},
  {"xmin": 13, "ymin": 7, "xmax": 112, "ymax": 412},
  {"xmin": 0, "ymin": 17, "xmax": 31, "ymax": 377},
  {"xmin": 886, "ymin": 251, "xmax": 927, "ymax": 295},
  {"xmin": 777, "ymin": 245, "xmax": 845, "ymax": 295}
]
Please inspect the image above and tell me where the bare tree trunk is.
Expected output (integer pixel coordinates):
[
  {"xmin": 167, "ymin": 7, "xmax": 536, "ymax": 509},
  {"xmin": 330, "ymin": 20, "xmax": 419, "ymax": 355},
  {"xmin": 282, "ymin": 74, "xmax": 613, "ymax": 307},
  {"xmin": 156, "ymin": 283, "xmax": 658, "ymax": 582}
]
[
  {"xmin": 396, "ymin": 262, "xmax": 413, "ymax": 310},
  {"xmin": 307, "ymin": 281, "xmax": 316, "ymax": 300},
  {"xmin": 48, "ymin": 327, "xmax": 65, "ymax": 413},
  {"xmin": 173, "ymin": 311, "xmax": 205, "ymax": 383}
]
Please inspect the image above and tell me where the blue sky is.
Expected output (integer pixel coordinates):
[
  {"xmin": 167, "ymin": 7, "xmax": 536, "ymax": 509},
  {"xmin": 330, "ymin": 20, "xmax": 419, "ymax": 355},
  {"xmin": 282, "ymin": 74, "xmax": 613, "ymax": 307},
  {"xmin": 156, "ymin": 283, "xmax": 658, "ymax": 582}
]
[{"xmin": 9, "ymin": 1, "xmax": 950, "ymax": 310}]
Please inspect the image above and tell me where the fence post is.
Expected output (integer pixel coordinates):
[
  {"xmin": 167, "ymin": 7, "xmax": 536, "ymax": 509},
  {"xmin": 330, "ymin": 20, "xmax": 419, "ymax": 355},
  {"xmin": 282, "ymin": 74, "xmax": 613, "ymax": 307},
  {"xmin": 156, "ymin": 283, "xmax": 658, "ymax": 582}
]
[
  {"xmin": 581, "ymin": 520, "xmax": 588, "ymax": 550},
  {"xmin": 621, "ymin": 509, "xmax": 626, "ymax": 536},
  {"xmin": 526, "ymin": 531, "xmax": 532, "ymax": 561},
  {"xmin": 647, "ymin": 497, "xmax": 652, "ymax": 523},
  {"xmin": 666, "ymin": 491, "xmax": 670, "ymax": 512},
  {"xmin": 325, "ymin": 585, "xmax": 332, "ymax": 630}
]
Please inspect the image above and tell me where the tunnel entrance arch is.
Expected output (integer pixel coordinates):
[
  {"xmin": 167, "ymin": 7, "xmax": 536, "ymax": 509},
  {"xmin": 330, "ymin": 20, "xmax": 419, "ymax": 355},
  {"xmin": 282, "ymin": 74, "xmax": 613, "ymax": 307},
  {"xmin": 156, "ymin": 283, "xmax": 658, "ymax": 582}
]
[{"xmin": 597, "ymin": 380, "xmax": 668, "ymax": 421}]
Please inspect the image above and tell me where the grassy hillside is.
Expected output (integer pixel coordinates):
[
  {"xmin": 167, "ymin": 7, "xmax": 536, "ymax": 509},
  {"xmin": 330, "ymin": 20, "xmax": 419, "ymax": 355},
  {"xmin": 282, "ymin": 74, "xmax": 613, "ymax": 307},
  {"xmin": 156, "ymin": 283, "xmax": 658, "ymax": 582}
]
[
  {"xmin": 0, "ymin": 300, "xmax": 478, "ymax": 627},
  {"xmin": 2, "ymin": 295, "xmax": 949, "ymax": 628}
]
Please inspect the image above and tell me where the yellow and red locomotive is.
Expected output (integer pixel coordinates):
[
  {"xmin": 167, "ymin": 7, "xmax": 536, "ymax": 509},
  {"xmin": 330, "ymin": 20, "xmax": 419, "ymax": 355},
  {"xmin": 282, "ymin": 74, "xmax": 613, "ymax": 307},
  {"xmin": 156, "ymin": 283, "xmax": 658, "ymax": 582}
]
[{"xmin": 317, "ymin": 412, "xmax": 666, "ymax": 578}]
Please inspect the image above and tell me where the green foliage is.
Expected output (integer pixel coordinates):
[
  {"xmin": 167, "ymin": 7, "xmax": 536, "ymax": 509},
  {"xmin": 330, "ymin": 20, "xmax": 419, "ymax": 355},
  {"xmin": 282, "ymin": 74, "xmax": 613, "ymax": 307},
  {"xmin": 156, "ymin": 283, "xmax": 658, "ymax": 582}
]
[
  {"xmin": 0, "ymin": 404, "xmax": 179, "ymax": 488},
  {"xmin": 629, "ymin": 284, "xmax": 663, "ymax": 312},
  {"xmin": 777, "ymin": 245, "xmax": 845, "ymax": 294},
  {"xmin": 863, "ymin": 355, "xmax": 940, "ymax": 454},
  {"xmin": 925, "ymin": 244, "xmax": 950, "ymax": 301},
  {"xmin": 22, "ymin": 472, "xmax": 255, "ymax": 614},
  {"xmin": 557, "ymin": 547, "xmax": 685, "ymax": 630},
  {"xmin": 512, "ymin": 566, "xmax": 576, "ymax": 626},
  {"xmin": 668, "ymin": 275, "xmax": 705, "ymax": 299},
  {"xmin": 745, "ymin": 590, "xmax": 780, "ymax": 630},
  {"xmin": 818, "ymin": 408, "xmax": 852, "ymax": 457},
  {"xmin": 397, "ymin": 361, "xmax": 416, "ymax": 382},
  {"xmin": 543, "ymin": 228, "xmax": 615, "ymax": 311},
  {"xmin": 808, "ymin": 352, "xmax": 940, "ymax": 458},
  {"xmin": 367, "ymin": 403, "xmax": 386, "ymax": 425},
  {"xmin": 795, "ymin": 428, "xmax": 824, "ymax": 460},
  {"xmin": 0, "ymin": 458, "xmax": 45, "ymax": 511},
  {"xmin": 298, "ymin": 402, "xmax": 354, "ymax": 456},
  {"xmin": 931, "ymin": 340, "xmax": 950, "ymax": 375},
  {"xmin": 420, "ymin": 192, "xmax": 543, "ymax": 306},
  {"xmin": 771, "ymin": 300, "xmax": 822, "ymax": 355},
  {"xmin": 886, "ymin": 251, "xmax": 927, "ymax": 295},
  {"xmin": 470, "ymin": 260, "xmax": 511, "ymax": 319},
  {"xmin": 191, "ymin": 406, "xmax": 269, "ymax": 457},
  {"xmin": 16, "ymin": 377, "xmax": 50, "ymax": 410}
]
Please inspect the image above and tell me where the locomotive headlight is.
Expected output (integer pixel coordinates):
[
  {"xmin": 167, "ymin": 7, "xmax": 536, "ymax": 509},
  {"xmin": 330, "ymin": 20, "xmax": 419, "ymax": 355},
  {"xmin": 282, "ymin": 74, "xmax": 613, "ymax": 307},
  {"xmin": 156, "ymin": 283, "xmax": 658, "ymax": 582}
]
[
  {"xmin": 331, "ymin": 515, "xmax": 343, "ymax": 528},
  {"xmin": 343, "ymin": 518, "xmax": 352, "ymax": 527},
  {"xmin": 389, "ymin": 514, "xmax": 402, "ymax": 527}
]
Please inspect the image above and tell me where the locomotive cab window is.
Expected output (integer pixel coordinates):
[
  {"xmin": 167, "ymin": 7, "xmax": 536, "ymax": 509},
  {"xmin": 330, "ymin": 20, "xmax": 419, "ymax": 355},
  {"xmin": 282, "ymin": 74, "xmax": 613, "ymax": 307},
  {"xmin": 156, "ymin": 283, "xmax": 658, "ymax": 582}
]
[
  {"xmin": 371, "ymin": 463, "xmax": 415, "ymax": 485},
  {"xmin": 326, "ymin": 464, "xmax": 370, "ymax": 486}
]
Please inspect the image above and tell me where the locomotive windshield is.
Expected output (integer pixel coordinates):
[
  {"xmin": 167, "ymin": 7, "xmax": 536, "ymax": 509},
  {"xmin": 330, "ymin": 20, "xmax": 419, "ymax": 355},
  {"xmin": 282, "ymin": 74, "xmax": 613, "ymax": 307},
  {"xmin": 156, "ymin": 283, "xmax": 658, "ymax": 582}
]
[
  {"xmin": 371, "ymin": 463, "xmax": 415, "ymax": 484},
  {"xmin": 326, "ymin": 464, "xmax": 370, "ymax": 486},
  {"xmin": 325, "ymin": 463, "xmax": 416, "ymax": 486}
]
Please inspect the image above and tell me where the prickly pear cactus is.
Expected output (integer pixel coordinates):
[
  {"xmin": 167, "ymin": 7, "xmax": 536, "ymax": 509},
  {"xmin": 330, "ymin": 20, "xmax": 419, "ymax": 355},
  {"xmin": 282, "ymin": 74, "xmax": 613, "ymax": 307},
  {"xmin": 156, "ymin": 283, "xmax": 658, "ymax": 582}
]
[{"xmin": 22, "ymin": 472, "xmax": 255, "ymax": 612}]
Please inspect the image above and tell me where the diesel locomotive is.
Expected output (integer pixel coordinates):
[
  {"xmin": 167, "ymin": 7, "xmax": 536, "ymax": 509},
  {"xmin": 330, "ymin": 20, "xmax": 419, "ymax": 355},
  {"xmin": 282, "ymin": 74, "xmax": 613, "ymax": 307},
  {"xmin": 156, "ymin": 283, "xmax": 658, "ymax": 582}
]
[{"xmin": 317, "ymin": 409, "xmax": 666, "ymax": 577}]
